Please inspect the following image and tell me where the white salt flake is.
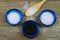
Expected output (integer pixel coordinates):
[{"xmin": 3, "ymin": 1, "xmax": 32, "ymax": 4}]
[
  {"xmin": 22, "ymin": 1, "xmax": 29, "ymax": 10},
  {"xmin": 40, "ymin": 12, "xmax": 54, "ymax": 25},
  {"xmin": 27, "ymin": 8, "xmax": 37, "ymax": 16},
  {"xmin": 7, "ymin": 12, "xmax": 20, "ymax": 24}
]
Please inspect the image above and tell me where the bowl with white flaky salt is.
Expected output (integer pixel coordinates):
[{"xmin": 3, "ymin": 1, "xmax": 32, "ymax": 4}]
[
  {"xmin": 39, "ymin": 9, "xmax": 56, "ymax": 27},
  {"xmin": 6, "ymin": 9, "xmax": 23, "ymax": 26}
]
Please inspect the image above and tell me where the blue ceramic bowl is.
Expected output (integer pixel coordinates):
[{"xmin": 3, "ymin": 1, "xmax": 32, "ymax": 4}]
[
  {"xmin": 6, "ymin": 9, "xmax": 23, "ymax": 26},
  {"xmin": 39, "ymin": 9, "xmax": 56, "ymax": 27},
  {"xmin": 22, "ymin": 20, "xmax": 39, "ymax": 38}
]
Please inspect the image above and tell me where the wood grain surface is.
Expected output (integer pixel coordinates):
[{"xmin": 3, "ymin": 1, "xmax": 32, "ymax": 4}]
[{"xmin": 0, "ymin": 0, "xmax": 60, "ymax": 40}]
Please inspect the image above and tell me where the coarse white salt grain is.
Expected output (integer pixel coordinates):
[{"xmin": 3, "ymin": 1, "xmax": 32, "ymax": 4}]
[
  {"xmin": 40, "ymin": 12, "xmax": 54, "ymax": 25},
  {"xmin": 22, "ymin": 1, "xmax": 29, "ymax": 10},
  {"xmin": 27, "ymin": 8, "xmax": 37, "ymax": 16},
  {"xmin": 7, "ymin": 12, "xmax": 20, "ymax": 24}
]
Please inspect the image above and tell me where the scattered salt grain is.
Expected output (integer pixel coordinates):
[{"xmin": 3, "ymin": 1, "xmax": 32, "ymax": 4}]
[{"xmin": 27, "ymin": 8, "xmax": 37, "ymax": 16}]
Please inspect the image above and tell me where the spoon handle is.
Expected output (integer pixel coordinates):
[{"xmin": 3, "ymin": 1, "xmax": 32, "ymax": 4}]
[{"xmin": 35, "ymin": 0, "xmax": 47, "ymax": 8}]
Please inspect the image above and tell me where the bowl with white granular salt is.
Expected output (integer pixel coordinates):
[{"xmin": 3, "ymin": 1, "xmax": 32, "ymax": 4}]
[
  {"xmin": 6, "ymin": 9, "xmax": 23, "ymax": 26},
  {"xmin": 39, "ymin": 9, "xmax": 56, "ymax": 27}
]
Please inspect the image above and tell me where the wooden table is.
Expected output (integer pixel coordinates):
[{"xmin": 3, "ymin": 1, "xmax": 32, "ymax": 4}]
[{"xmin": 0, "ymin": 0, "xmax": 60, "ymax": 40}]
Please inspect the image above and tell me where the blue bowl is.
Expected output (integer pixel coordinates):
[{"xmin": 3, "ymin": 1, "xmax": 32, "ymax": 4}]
[
  {"xmin": 39, "ymin": 9, "xmax": 56, "ymax": 27},
  {"xmin": 6, "ymin": 9, "xmax": 23, "ymax": 26},
  {"xmin": 22, "ymin": 20, "xmax": 39, "ymax": 38}
]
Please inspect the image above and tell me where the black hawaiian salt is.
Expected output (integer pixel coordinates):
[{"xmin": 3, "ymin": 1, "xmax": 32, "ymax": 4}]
[
  {"xmin": 23, "ymin": 22, "xmax": 37, "ymax": 35},
  {"xmin": 22, "ymin": 20, "xmax": 39, "ymax": 38}
]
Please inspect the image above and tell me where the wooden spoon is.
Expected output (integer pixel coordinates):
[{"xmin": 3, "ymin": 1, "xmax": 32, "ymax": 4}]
[{"xmin": 25, "ymin": 0, "xmax": 47, "ymax": 16}]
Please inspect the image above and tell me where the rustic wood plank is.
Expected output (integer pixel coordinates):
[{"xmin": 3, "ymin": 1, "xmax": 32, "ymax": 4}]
[{"xmin": 0, "ymin": 0, "xmax": 60, "ymax": 40}]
